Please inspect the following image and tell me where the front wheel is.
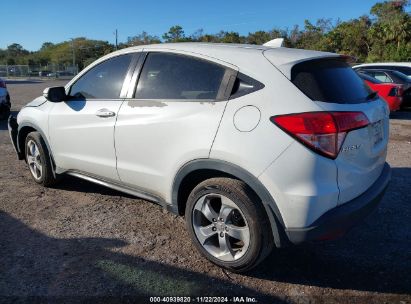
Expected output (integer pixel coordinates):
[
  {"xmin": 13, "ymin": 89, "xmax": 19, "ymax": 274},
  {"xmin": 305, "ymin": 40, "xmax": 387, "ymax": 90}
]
[
  {"xmin": 25, "ymin": 132, "xmax": 59, "ymax": 187},
  {"xmin": 185, "ymin": 178, "xmax": 273, "ymax": 272}
]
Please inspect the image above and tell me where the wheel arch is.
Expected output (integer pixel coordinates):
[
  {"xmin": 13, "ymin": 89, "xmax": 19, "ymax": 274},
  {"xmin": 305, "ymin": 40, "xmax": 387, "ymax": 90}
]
[
  {"xmin": 17, "ymin": 122, "xmax": 57, "ymax": 176},
  {"xmin": 172, "ymin": 159, "xmax": 289, "ymax": 247}
]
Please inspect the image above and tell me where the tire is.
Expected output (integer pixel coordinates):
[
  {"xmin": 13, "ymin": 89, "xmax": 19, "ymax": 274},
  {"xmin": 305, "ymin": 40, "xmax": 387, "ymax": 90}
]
[
  {"xmin": 185, "ymin": 177, "xmax": 273, "ymax": 272},
  {"xmin": 25, "ymin": 132, "xmax": 59, "ymax": 187}
]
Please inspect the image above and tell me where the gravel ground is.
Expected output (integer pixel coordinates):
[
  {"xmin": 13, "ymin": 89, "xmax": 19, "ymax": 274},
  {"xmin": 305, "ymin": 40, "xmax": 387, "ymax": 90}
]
[{"xmin": 0, "ymin": 80, "xmax": 410, "ymax": 303}]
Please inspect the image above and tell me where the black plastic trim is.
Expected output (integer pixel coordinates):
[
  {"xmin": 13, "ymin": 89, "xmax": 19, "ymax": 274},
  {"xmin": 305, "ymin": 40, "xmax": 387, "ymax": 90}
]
[
  {"xmin": 8, "ymin": 115, "xmax": 19, "ymax": 157},
  {"xmin": 127, "ymin": 52, "xmax": 148, "ymax": 99},
  {"xmin": 286, "ymin": 163, "xmax": 391, "ymax": 244},
  {"xmin": 172, "ymin": 159, "xmax": 287, "ymax": 247},
  {"xmin": 229, "ymin": 72, "xmax": 265, "ymax": 100}
]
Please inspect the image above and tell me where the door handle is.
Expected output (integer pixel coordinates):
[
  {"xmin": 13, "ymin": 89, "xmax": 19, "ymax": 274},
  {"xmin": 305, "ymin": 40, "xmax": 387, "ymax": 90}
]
[{"xmin": 96, "ymin": 109, "xmax": 116, "ymax": 118}]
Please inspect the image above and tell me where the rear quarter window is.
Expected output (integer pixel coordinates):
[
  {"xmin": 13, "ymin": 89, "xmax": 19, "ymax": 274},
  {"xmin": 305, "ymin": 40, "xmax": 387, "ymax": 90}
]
[{"xmin": 292, "ymin": 59, "xmax": 372, "ymax": 104}]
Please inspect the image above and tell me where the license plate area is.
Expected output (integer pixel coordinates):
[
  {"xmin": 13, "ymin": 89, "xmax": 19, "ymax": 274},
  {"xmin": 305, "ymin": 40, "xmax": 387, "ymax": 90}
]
[{"xmin": 371, "ymin": 120, "xmax": 383, "ymax": 145}]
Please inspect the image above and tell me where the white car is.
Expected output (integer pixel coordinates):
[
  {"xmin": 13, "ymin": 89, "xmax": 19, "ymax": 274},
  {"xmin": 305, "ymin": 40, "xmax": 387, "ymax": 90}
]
[
  {"xmin": 0, "ymin": 78, "xmax": 11, "ymax": 120},
  {"xmin": 9, "ymin": 43, "xmax": 391, "ymax": 272},
  {"xmin": 353, "ymin": 62, "xmax": 411, "ymax": 77}
]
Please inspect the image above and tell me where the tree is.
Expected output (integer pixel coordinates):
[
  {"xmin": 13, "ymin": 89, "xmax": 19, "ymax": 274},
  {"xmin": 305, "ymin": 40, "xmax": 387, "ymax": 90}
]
[
  {"xmin": 7, "ymin": 43, "xmax": 29, "ymax": 58},
  {"xmin": 247, "ymin": 31, "xmax": 271, "ymax": 45},
  {"xmin": 163, "ymin": 25, "xmax": 186, "ymax": 42},
  {"xmin": 325, "ymin": 16, "xmax": 372, "ymax": 61},
  {"xmin": 0, "ymin": 1, "xmax": 410, "ymax": 67},
  {"xmin": 368, "ymin": 0, "xmax": 411, "ymax": 60},
  {"xmin": 217, "ymin": 31, "xmax": 244, "ymax": 43},
  {"xmin": 127, "ymin": 31, "xmax": 160, "ymax": 46},
  {"xmin": 40, "ymin": 42, "xmax": 54, "ymax": 51}
]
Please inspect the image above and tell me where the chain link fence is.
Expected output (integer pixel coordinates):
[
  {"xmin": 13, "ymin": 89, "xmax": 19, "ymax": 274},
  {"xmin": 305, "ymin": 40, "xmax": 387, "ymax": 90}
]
[{"xmin": 0, "ymin": 64, "xmax": 78, "ymax": 79}]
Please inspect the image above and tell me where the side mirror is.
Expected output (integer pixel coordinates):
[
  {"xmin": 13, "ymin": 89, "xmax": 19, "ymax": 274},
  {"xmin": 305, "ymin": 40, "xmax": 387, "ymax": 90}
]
[{"xmin": 43, "ymin": 87, "xmax": 67, "ymax": 103}]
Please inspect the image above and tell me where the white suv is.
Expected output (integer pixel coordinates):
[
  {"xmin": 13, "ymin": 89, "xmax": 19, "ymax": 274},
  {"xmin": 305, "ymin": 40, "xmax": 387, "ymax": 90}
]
[{"xmin": 8, "ymin": 43, "xmax": 391, "ymax": 272}]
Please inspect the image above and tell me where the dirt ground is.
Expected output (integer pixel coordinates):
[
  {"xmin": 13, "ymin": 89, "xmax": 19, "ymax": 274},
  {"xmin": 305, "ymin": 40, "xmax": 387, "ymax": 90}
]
[{"xmin": 0, "ymin": 80, "xmax": 410, "ymax": 303}]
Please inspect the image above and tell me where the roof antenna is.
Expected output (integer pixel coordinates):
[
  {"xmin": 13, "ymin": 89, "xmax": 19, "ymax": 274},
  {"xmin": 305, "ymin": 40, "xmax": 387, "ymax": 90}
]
[{"xmin": 263, "ymin": 38, "xmax": 284, "ymax": 48}]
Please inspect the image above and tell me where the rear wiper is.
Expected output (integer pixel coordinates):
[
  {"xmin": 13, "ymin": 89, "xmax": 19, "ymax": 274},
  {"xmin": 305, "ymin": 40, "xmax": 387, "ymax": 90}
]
[{"xmin": 366, "ymin": 91, "xmax": 378, "ymax": 100}]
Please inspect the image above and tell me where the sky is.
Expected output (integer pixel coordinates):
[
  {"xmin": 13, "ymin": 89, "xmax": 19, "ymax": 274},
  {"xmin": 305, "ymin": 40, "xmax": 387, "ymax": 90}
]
[{"xmin": 2, "ymin": 0, "xmax": 380, "ymax": 51}]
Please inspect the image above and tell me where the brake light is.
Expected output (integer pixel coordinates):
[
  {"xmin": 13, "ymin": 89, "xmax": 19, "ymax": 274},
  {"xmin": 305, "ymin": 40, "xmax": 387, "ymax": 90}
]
[
  {"xmin": 271, "ymin": 112, "xmax": 369, "ymax": 159},
  {"xmin": 388, "ymin": 85, "xmax": 404, "ymax": 97},
  {"xmin": 0, "ymin": 80, "xmax": 6, "ymax": 88},
  {"xmin": 397, "ymin": 85, "xmax": 404, "ymax": 97},
  {"xmin": 388, "ymin": 87, "xmax": 397, "ymax": 97}
]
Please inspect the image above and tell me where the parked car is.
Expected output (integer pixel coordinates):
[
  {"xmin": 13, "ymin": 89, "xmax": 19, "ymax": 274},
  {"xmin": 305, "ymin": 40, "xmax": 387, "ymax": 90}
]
[
  {"xmin": 39, "ymin": 70, "xmax": 52, "ymax": 77},
  {"xmin": 46, "ymin": 72, "xmax": 57, "ymax": 78},
  {"xmin": 353, "ymin": 62, "xmax": 411, "ymax": 77},
  {"xmin": 8, "ymin": 43, "xmax": 391, "ymax": 272},
  {"xmin": 357, "ymin": 72, "xmax": 403, "ymax": 111},
  {"xmin": 0, "ymin": 78, "xmax": 11, "ymax": 120},
  {"xmin": 354, "ymin": 68, "xmax": 411, "ymax": 109},
  {"xmin": 57, "ymin": 71, "xmax": 75, "ymax": 77},
  {"xmin": 28, "ymin": 70, "xmax": 40, "ymax": 77}
]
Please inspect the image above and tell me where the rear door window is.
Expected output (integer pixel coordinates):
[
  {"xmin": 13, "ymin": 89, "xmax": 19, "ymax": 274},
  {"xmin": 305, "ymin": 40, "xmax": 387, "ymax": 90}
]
[
  {"xmin": 134, "ymin": 53, "xmax": 226, "ymax": 100},
  {"xmin": 292, "ymin": 59, "xmax": 372, "ymax": 104}
]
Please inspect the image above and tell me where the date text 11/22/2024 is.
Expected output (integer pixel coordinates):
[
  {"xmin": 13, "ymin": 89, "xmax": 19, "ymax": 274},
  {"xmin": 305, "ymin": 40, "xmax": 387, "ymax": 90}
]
[{"xmin": 149, "ymin": 296, "xmax": 258, "ymax": 303}]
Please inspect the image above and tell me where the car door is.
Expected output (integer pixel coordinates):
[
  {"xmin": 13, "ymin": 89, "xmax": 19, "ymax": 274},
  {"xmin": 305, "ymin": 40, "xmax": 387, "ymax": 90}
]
[
  {"xmin": 49, "ymin": 53, "xmax": 137, "ymax": 180},
  {"xmin": 114, "ymin": 51, "xmax": 237, "ymax": 199}
]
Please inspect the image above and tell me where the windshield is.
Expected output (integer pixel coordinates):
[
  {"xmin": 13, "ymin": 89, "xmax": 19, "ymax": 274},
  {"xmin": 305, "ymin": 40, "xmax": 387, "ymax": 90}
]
[{"xmin": 292, "ymin": 58, "xmax": 373, "ymax": 103}]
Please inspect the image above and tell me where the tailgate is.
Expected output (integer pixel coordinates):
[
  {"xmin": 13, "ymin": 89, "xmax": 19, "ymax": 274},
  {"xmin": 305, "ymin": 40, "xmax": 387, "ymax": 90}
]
[
  {"xmin": 316, "ymin": 99, "xmax": 389, "ymax": 204},
  {"xmin": 283, "ymin": 56, "xmax": 390, "ymax": 205}
]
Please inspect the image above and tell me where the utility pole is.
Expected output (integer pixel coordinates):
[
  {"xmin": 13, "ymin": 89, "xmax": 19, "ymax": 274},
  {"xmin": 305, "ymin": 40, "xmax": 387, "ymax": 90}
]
[
  {"xmin": 70, "ymin": 38, "xmax": 76, "ymax": 73},
  {"xmin": 115, "ymin": 29, "xmax": 118, "ymax": 50}
]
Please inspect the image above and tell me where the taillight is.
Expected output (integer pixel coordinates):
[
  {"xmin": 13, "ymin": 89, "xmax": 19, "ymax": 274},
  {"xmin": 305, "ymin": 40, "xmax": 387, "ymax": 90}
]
[
  {"xmin": 388, "ymin": 85, "xmax": 403, "ymax": 97},
  {"xmin": 388, "ymin": 87, "xmax": 397, "ymax": 97},
  {"xmin": 397, "ymin": 85, "xmax": 404, "ymax": 97},
  {"xmin": 271, "ymin": 112, "xmax": 369, "ymax": 159},
  {"xmin": 0, "ymin": 80, "xmax": 6, "ymax": 88}
]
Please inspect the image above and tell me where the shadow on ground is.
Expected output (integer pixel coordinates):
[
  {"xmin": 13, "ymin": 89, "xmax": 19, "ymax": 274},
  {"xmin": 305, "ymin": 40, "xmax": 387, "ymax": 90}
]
[
  {"xmin": 390, "ymin": 110, "xmax": 411, "ymax": 120},
  {"xmin": 248, "ymin": 167, "xmax": 411, "ymax": 295},
  {"xmin": 19, "ymin": 166, "xmax": 411, "ymax": 298},
  {"xmin": 54, "ymin": 175, "xmax": 135, "ymax": 199},
  {"xmin": 0, "ymin": 211, "xmax": 284, "ymax": 302}
]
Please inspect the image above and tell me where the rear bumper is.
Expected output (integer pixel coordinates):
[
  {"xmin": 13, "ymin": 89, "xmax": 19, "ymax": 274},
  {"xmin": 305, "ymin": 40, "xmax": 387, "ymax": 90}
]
[
  {"xmin": 387, "ymin": 97, "xmax": 402, "ymax": 111},
  {"xmin": 285, "ymin": 162, "xmax": 391, "ymax": 244}
]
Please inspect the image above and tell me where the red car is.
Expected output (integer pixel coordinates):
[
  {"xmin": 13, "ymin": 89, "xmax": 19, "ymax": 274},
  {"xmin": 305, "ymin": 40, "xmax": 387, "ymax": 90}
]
[{"xmin": 358, "ymin": 72, "xmax": 403, "ymax": 111}]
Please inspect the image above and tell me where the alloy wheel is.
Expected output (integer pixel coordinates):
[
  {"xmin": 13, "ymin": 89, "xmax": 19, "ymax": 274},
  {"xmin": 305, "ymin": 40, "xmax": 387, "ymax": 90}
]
[
  {"xmin": 192, "ymin": 194, "xmax": 250, "ymax": 262},
  {"xmin": 26, "ymin": 139, "xmax": 42, "ymax": 181}
]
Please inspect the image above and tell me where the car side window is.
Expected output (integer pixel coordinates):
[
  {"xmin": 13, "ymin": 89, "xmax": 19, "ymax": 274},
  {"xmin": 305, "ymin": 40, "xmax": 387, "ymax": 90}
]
[
  {"xmin": 373, "ymin": 72, "xmax": 392, "ymax": 83},
  {"xmin": 134, "ymin": 53, "xmax": 226, "ymax": 100},
  {"xmin": 70, "ymin": 54, "xmax": 133, "ymax": 99}
]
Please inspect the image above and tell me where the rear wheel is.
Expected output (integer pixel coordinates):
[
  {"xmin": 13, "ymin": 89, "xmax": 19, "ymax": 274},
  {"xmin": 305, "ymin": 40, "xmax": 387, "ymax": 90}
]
[
  {"xmin": 25, "ymin": 132, "xmax": 59, "ymax": 187},
  {"xmin": 185, "ymin": 177, "xmax": 273, "ymax": 272}
]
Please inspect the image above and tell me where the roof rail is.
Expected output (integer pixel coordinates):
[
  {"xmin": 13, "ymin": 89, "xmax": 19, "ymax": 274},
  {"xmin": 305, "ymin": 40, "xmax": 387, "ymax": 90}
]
[{"xmin": 263, "ymin": 38, "xmax": 284, "ymax": 48}]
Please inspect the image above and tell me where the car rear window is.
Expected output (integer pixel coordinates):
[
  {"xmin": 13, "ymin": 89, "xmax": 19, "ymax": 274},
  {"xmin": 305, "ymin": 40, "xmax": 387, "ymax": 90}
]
[
  {"xmin": 291, "ymin": 59, "xmax": 372, "ymax": 103},
  {"xmin": 358, "ymin": 72, "xmax": 383, "ymax": 84}
]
